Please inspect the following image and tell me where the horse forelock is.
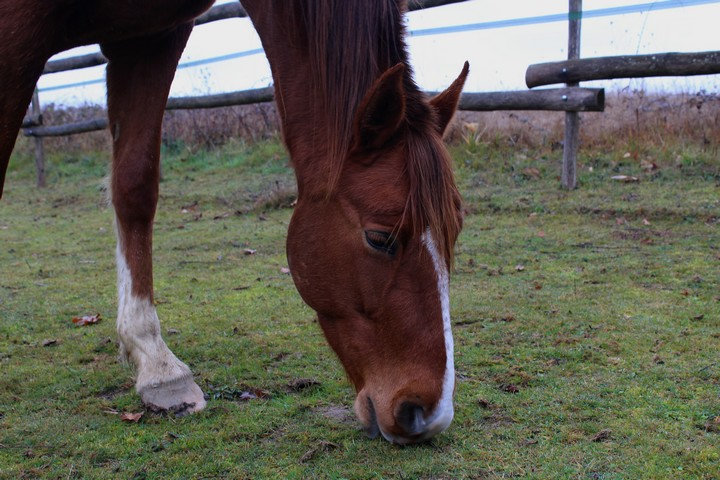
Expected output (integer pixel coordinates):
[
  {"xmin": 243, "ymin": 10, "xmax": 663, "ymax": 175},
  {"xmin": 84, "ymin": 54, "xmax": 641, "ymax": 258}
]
[{"xmin": 402, "ymin": 123, "xmax": 463, "ymax": 269}]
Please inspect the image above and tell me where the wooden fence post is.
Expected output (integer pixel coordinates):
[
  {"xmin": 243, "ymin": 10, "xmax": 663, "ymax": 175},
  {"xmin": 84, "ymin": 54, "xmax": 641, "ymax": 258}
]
[
  {"xmin": 30, "ymin": 89, "xmax": 46, "ymax": 188},
  {"xmin": 562, "ymin": 0, "xmax": 582, "ymax": 190}
]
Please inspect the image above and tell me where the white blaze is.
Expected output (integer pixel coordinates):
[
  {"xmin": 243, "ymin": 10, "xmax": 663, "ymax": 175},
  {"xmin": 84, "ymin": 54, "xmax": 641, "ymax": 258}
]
[
  {"xmin": 377, "ymin": 229, "xmax": 455, "ymax": 444},
  {"xmin": 419, "ymin": 228, "xmax": 455, "ymax": 438}
]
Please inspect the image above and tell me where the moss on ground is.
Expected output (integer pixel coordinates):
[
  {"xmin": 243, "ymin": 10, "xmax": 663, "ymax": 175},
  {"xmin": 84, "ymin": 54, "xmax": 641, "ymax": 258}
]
[{"xmin": 1, "ymin": 137, "xmax": 718, "ymax": 479}]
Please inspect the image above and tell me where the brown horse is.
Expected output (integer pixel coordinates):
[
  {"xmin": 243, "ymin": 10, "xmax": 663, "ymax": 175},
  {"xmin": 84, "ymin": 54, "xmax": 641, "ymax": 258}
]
[{"xmin": 0, "ymin": 0, "xmax": 468, "ymax": 444}]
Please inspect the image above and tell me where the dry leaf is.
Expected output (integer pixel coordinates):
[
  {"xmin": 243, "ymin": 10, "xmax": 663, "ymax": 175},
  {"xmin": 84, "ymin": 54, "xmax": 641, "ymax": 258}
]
[
  {"xmin": 180, "ymin": 201, "xmax": 198, "ymax": 213},
  {"xmin": 591, "ymin": 429, "xmax": 612, "ymax": 442},
  {"xmin": 533, "ymin": 282, "xmax": 543, "ymax": 290},
  {"xmin": 477, "ymin": 398, "xmax": 494, "ymax": 409},
  {"xmin": 487, "ymin": 268, "xmax": 503, "ymax": 276},
  {"xmin": 500, "ymin": 384, "xmax": 519, "ymax": 394},
  {"xmin": 522, "ymin": 167, "xmax": 541, "ymax": 179},
  {"xmin": 299, "ymin": 441, "xmax": 339, "ymax": 463},
  {"xmin": 120, "ymin": 412, "xmax": 143, "ymax": 423},
  {"xmin": 280, "ymin": 267, "xmax": 291, "ymax": 274},
  {"xmin": 234, "ymin": 388, "xmax": 271, "ymax": 402},
  {"xmin": 537, "ymin": 230, "xmax": 546, "ymax": 238},
  {"xmin": 642, "ymin": 218, "xmax": 651, "ymax": 226},
  {"xmin": 622, "ymin": 152, "xmax": 631, "ymax": 158},
  {"xmin": 611, "ymin": 175, "xmax": 639, "ymax": 183},
  {"xmin": 515, "ymin": 265, "xmax": 525, "ymax": 272},
  {"xmin": 42, "ymin": 339, "xmax": 58, "ymax": 347},
  {"xmin": 286, "ymin": 378, "xmax": 320, "ymax": 392},
  {"xmin": 700, "ymin": 417, "xmax": 720, "ymax": 433},
  {"xmin": 641, "ymin": 159, "xmax": 658, "ymax": 172},
  {"xmin": 72, "ymin": 313, "xmax": 101, "ymax": 326},
  {"xmin": 237, "ymin": 391, "xmax": 258, "ymax": 401}
]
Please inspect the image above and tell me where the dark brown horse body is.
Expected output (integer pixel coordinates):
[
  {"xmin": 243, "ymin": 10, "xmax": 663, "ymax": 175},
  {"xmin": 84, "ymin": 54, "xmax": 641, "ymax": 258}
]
[{"xmin": 0, "ymin": 0, "xmax": 467, "ymax": 444}]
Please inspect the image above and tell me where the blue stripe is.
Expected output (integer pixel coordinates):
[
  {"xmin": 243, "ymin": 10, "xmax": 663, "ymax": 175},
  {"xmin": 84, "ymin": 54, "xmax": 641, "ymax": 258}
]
[
  {"xmin": 409, "ymin": 0, "xmax": 720, "ymax": 37},
  {"xmin": 177, "ymin": 48, "xmax": 264, "ymax": 69},
  {"xmin": 39, "ymin": 77, "xmax": 106, "ymax": 92}
]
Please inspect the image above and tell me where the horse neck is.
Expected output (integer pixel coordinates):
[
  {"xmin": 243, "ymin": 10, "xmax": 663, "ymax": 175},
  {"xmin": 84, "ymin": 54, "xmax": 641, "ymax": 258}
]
[{"xmin": 245, "ymin": 0, "xmax": 411, "ymax": 197}]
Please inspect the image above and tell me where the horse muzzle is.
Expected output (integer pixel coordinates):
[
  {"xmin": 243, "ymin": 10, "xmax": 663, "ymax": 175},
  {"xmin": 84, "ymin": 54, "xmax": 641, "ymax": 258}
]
[{"xmin": 354, "ymin": 391, "xmax": 454, "ymax": 445}]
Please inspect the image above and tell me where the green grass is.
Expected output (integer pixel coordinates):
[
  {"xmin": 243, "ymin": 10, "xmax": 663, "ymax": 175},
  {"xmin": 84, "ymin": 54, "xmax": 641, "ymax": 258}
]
[{"xmin": 1, "ymin": 136, "xmax": 719, "ymax": 479}]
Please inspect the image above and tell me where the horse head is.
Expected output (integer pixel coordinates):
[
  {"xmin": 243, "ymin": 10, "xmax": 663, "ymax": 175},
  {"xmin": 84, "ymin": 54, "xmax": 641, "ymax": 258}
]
[{"xmin": 287, "ymin": 62, "xmax": 469, "ymax": 444}]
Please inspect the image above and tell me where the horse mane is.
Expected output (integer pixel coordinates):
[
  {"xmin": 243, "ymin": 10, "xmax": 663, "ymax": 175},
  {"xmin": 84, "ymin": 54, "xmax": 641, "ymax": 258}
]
[{"xmin": 300, "ymin": 0, "xmax": 461, "ymax": 265}]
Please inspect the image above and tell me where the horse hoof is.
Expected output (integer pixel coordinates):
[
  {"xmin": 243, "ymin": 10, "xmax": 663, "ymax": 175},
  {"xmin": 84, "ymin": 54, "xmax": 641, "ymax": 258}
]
[{"xmin": 139, "ymin": 375, "xmax": 207, "ymax": 416}]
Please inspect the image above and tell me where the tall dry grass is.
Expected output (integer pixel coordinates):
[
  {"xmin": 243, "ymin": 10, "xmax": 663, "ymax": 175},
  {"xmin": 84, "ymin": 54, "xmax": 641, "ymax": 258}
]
[
  {"xmin": 15, "ymin": 102, "xmax": 280, "ymax": 156},
  {"xmin": 447, "ymin": 90, "xmax": 720, "ymax": 151},
  {"xmin": 14, "ymin": 90, "xmax": 720, "ymax": 157}
]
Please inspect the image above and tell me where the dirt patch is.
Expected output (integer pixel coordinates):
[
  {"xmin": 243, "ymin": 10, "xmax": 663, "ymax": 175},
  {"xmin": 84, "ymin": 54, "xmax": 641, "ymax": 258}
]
[
  {"xmin": 285, "ymin": 378, "xmax": 320, "ymax": 393},
  {"xmin": 482, "ymin": 410, "xmax": 517, "ymax": 427},
  {"xmin": 314, "ymin": 404, "xmax": 355, "ymax": 425},
  {"xmin": 96, "ymin": 383, "xmax": 132, "ymax": 401}
]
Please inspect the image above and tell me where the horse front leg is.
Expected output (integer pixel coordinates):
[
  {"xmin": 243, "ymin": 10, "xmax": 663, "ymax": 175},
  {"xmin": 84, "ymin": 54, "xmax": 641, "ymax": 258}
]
[
  {"xmin": 0, "ymin": 18, "xmax": 49, "ymax": 198},
  {"xmin": 101, "ymin": 24, "xmax": 205, "ymax": 415}
]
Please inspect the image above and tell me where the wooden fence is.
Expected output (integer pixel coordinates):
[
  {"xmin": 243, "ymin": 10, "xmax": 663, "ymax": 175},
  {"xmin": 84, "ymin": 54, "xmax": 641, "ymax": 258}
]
[{"xmin": 22, "ymin": 0, "xmax": 720, "ymax": 189}]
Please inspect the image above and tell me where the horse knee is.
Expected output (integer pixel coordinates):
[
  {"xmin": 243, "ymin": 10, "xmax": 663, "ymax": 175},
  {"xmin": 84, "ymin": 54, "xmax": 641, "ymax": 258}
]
[{"xmin": 111, "ymin": 167, "xmax": 159, "ymax": 222}]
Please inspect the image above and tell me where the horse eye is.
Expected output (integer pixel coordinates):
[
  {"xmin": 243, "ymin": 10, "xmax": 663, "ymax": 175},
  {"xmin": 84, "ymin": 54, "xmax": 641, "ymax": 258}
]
[{"xmin": 365, "ymin": 230, "xmax": 397, "ymax": 256}]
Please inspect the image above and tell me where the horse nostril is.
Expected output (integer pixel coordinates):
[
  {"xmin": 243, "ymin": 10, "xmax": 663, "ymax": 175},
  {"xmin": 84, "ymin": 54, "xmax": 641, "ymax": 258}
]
[{"xmin": 396, "ymin": 401, "xmax": 425, "ymax": 436}]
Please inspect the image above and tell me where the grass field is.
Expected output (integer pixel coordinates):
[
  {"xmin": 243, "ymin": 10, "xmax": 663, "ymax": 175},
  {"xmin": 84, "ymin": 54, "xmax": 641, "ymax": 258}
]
[{"xmin": 1, "ymin": 135, "xmax": 719, "ymax": 479}]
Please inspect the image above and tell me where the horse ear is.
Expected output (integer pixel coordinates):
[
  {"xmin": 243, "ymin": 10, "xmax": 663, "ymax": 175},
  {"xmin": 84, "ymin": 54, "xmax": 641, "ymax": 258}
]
[
  {"xmin": 429, "ymin": 61, "xmax": 469, "ymax": 136},
  {"xmin": 353, "ymin": 63, "xmax": 406, "ymax": 151}
]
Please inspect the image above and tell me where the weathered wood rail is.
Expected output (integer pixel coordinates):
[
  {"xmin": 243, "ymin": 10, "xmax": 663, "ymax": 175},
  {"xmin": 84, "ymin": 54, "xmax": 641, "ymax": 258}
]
[
  {"xmin": 455, "ymin": 88, "xmax": 604, "ymax": 112},
  {"xmin": 526, "ymin": 50, "xmax": 720, "ymax": 89},
  {"xmin": 23, "ymin": 87, "xmax": 275, "ymax": 137}
]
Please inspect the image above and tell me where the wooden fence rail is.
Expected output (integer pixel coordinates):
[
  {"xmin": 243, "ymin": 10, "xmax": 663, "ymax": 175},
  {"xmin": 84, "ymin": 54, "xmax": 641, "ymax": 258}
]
[
  {"xmin": 459, "ymin": 87, "xmax": 604, "ymax": 112},
  {"xmin": 23, "ymin": 86, "xmax": 275, "ymax": 137},
  {"xmin": 526, "ymin": 50, "xmax": 720, "ymax": 88},
  {"xmin": 44, "ymin": 52, "xmax": 108, "ymax": 75},
  {"xmin": 22, "ymin": 86, "xmax": 606, "ymax": 138}
]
